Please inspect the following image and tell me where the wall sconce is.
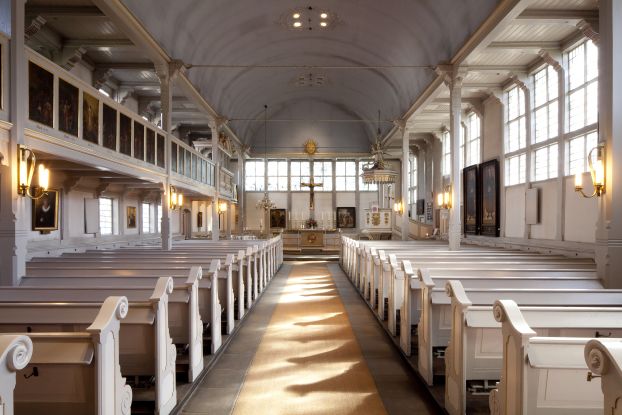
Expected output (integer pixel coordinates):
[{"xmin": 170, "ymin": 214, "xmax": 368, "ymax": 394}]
[
  {"xmin": 393, "ymin": 201, "xmax": 404, "ymax": 215},
  {"xmin": 17, "ymin": 144, "xmax": 50, "ymax": 199},
  {"xmin": 575, "ymin": 143, "xmax": 605, "ymax": 198},
  {"xmin": 436, "ymin": 187, "xmax": 452, "ymax": 209},
  {"xmin": 218, "ymin": 201, "xmax": 228, "ymax": 214},
  {"xmin": 169, "ymin": 186, "xmax": 183, "ymax": 210}
]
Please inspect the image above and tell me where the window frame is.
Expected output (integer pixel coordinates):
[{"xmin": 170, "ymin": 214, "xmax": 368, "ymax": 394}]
[
  {"xmin": 290, "ymin": 160, "xmax": 311, "ymax": 191},
  {"xmin": 244, "ymin": 159, "xmax": 266, "ymax": 191},
  {"xmin": 266, "ymin": 159, "xmax": 288, "ymax": 191},
  {"xmin": 99, "ymin": 197, "xmax": 114, "ymax": 236},
  {"xmin": 335, "ymin": 160, "xmax": 357, "ymax": 191}
]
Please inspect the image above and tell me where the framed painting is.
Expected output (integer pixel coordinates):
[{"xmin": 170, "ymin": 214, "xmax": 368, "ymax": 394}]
[
  {"xmin": 82, "ymin": 92, "xmax": 99, "ymax": 144},
  {"xmin": 146, "ymin": 129, "xmax": 156, "ymax": 164},
  {"xmin": 133, "ymin": 121, "xmax": 144, "ymax": 160},
  {"xmin": 102, "ymin": 104, "xmax": 117, "ymax": 150},
  {"xmin": 197, "ymin": 212, "xmax": 203, "ymax": 228},
  {"xmin": 270, "ymin": 208, "xmax": 286, "ymax": 228},
  {"xmin": 463, "ymin": 165, "xmax": 479, "ymax": 235},
  {"xmin": 28, "ymin": 61, "xmax": 54, "ymax": 127},
  {"xmin": 119, "ymin": 113, "xmax": 132, "ymax": 156},
  {"xmin": 58, "ymin": 79, "xmax": 78, "ymax": 136},
  {"xmin": 479, "ymin": 159, "xmax": 500, "ymax": 237},
  {"xmin": 32, "ymin": 190, "xmax": 59, "ymax": 231},
  {"xmin": 171, "ymin": 143, "xmax": 178, "ymax": 173},
  {"xmin": 126, "ymin": 206, "xmax": 137, "ymax": 229},
  {"xmin": 156, "ymin": 134, "xmax": 165, "ymax": 168},
  {"xmin": 336, "ymin": 207, "xmax": 356, "ymax": 228}
]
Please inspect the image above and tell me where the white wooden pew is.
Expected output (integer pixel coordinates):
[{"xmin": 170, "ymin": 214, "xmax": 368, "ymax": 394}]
[
  {"xmin": 0, "ymin": 335, "xmax": 33, "ymax": 415},
  {"xmin": 490, "ymin": 299, "xmax": 619, "ymax": 415},
  {"xmin": 12, "ymin": 296, "xmax": 132, "ymax": 415},
  {"xmin": 0, "ymin": 281, "xmax": 178, "ymax": 414},
  {"xmin": 399, "ymin": 266, "xmax": 600, "ymax": 356},
  {"xmin": 26, "ymin": 257, "xmax": 231, "ymax": 339},
  {"xmin": 9, "ymin": 269, "xmax": 204, "ymax": 383},
  {"xmin": 584, "ymin": 338, "xmax": 622, "ymax": 415}
]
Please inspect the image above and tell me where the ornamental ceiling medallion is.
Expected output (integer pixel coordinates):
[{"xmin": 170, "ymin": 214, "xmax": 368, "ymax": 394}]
[{"xmin": 303, "ymin": 139, "xmax": 318, "ymax": 156}]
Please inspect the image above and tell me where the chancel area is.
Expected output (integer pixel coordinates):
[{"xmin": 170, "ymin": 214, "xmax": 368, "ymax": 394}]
[{"xmin": 1, "ymin": 0, "xmax": 622, "ymax": 414}]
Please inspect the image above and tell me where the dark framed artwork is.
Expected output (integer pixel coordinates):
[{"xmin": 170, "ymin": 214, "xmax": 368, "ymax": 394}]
[
  {"xmin": 416, "ymin": 199, "xmax": 425, "ymax": 216},
  {"xmin": 171, "ymin": 143, "xmax": 178, "ymax": 172},
  {"xmin": 336, "ymin": 207, "xmax": 356, "ymax": 228},
  {"xmin": 463, "ymin": 165, "xmax": 479, "ymax": 235},
  {"xmin": 32, "ymin": 189, "xmax": 59, "ymax": 231},
  {"xmin": 197, "ymin": 212, "xmax": 203, "ymax": 228},
  {"xmin": 28, "ymin": 61, "xmax": 54, "ymax": 127},
  {"xmin": 119, "ymin": 113, "xmax": 132, "ymax": 156},
  {"xmin": 126, "ymin": 206, "xmax": 137, "ymax": 229},
  {"xmin": 58, "ymin": 79, "xmax": 78, "ymax": 136},
  {"xmin": 102, "ymin": 104, "xmax": 117, "ymax": 150},
  {"xmin": 479, "ymin": 159, "xmax": 500, "ymax": 237},
  {"xmin": 133, "ymin": 121, "xmax": 144, "ymax": 160},
  {"xmin": 156, "ymin": 134, "xmax": 165, "ymax": 168},
  {"xmin": 270, "ymin": 209, "xmax": 286, "ymax": 228},
  {"xmin": 82, "ymin": 92, "xmax": 99, "ymax": 144},
  {"xmin": 146, "ymin": 129, "xmax": 156, "ymax": 164}
]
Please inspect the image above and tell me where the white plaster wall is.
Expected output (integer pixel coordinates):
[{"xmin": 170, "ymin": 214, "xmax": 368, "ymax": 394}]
[
  {"xmin": 529, "ymin": 180, "xmax": 557, "ymax": 240},
  {"xmin": 564, "ymin": 175, "xmax": 598, "ymax": 243},
  {"xmin": 336, "ymin": 192, "xmax": 355, "ymax": 207},
  {"xmin": 68, "ymin": 61, "xmax": 93, "ymax": 86},
  {"xmin": 504, "ymin": 185, "xmax": 526, "ymax": 238}
]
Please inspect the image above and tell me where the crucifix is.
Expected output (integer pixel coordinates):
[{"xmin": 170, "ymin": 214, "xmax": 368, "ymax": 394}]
[{"xmin": 300, "ymin": 177, "xmax": 323, "ymax": 214}]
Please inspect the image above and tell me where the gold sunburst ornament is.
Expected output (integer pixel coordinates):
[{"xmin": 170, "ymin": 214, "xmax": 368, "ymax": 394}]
[{"xmin": 303, "ymin": 139, "xmax": 318, "ymax": 155}]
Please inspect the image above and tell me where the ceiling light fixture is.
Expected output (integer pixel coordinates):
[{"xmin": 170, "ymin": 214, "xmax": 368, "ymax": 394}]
[
  {"xmin": 293, "ymin": 12, "xmax": 300, "ymax": 19},
  {"xmin": 360, "ymin": 111, "xmax": 398, "ymax": 185},
  {"xmin": 320, "ymin": 22, "xmax": 327, "ymax": 27},
  {"xmin": 293, "ymin": 21, "xmax": 302, "ymax": 28},
  {"xmin": 320, "ymin": 12, "xmax": 328, "ymax": 19}
]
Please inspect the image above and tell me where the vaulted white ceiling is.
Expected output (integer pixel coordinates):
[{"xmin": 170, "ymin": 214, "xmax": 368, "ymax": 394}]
[{"xmin": 121, "ymin": 0, "xmax": 500, "ymax": 152}]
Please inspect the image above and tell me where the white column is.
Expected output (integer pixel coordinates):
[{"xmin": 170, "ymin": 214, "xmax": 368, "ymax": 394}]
[
  {"xmin": 448, "ymin": 68, "xmax": 465, "ymax": 250},
  {"xmin": 237, "ymin": 146, "xmax": 245, "ymax": 233},
  {"xmin": 0, "ymin": 0, "xmax": 28, "ymax": 286},
  {"xmin": 155, "ymin": 62, "xmax": 181, "ymax": 250},
  {"xmin": 596, "ymin": 0, "xmax": 622, "ymax": 288},
  {"xmin": 210, "ymin": 119, "xmax": 221, "ymax": 240},
  {"xmin": 400, "ymin": 124, "xmax": 410, "ymax": 240}
]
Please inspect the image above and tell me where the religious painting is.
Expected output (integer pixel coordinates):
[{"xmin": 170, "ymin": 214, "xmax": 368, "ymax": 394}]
[
  {"xmin": 82, "ymin": 92, "xmax": 99, "ymax": 144},
  {"xmin": 102, "ymin": 104, "xmax": 117, "ymax": 150},
  {"xmin": 171, "ymin": 143, "xmax": 178, "ymax": 172},
  {"xmin": 156, "ymin": 133, "xmax": 165, "ymax": 168},
  {"xmin": 197, "ymin": 211, "xmax": 203, "ymax": 228},
  {"xmin": 479, "ymin": 159, "xmax": 500, "ymax": 237},
  {"xmin": 119, "ymin": 113, "xmax": 132, "ymax": 156},
  {"xmin": 133, "ymin": 121, "xmax": 144, "ymax": 160},
  {"xmin": 416, "ymin": 199, "xmax": 425, "ymax": 216},
  {"xmin": 58, "ymin": 79, "xmax": 78, "ymax": 136},
  {"xmin": 463, "ymin": 165, "xmax": 479, "ymax": 235},
  {"xmin": 270, "ymin": 209, "xmax": 286, "ymax": 228},
  {"xmin": 28, "ymin": 61, "xmax": 54, "ymax": 127},
  {"xmin": 336, "ymin": 207, "xmax": 356, "ymax": 228},
  {"xmin": 32, "ymin": 189, "xmax": 59, "ymax": 231},
  {"xmin": 146, "ymin": 129, "xmax": 156, "ymax": 164},
  {"xmin": 126, "ymin": 206, "xmax": 137, "ymax": 229}
]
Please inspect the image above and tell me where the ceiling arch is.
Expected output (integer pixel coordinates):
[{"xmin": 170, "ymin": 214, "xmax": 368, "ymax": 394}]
[{"xmin": 121, "ymin": 0, "xmax": 500, "ymax": 152}]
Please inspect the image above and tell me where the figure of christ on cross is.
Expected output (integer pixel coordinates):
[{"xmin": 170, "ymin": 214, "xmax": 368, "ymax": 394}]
[{"xmin": 300, "ymin": 177, "xmax": 323, "ymax": 213}]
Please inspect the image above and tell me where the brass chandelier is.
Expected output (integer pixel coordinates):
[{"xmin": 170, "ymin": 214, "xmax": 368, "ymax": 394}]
[
  {"xmin": 256, "ymin": 105, "xmax": 276, "ymax": 211},
  {"xmin": 360, "ymin": 112, "xmax": 398, "ymax": 185}
]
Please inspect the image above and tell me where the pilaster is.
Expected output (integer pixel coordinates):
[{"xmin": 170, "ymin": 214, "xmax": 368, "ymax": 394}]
[
  {"xmin": 0, "ymin": 0, "xmax": 28, "ymax": 286},
  {"xmin": 595, "ymin": 0, "xmax": 622, "ymax": 287}
]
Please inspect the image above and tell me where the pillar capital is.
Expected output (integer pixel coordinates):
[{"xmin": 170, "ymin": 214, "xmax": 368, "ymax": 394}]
[{"xmin": 577, "ymin": 19, "xmax": 600, "ymax": 45}]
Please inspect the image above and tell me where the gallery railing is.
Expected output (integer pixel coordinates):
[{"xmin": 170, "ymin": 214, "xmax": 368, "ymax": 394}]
[{"xmin": 171, "ymin": 137, "xmax": 216, "ymax": 187}]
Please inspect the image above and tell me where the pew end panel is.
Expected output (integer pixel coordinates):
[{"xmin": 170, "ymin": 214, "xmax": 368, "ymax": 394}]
[
  {"xmin": 0, "ymin": 335, "xmax": 33, "ymax": 415},
  {"xmin": 585, "ymin": 339, "xmax": 622, "ymax": 415}
]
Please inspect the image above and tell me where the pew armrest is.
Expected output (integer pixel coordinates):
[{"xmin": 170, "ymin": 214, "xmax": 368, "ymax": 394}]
[{"xmin": 585, "ymin": 338, "xmax": 622, "ymax": 414}]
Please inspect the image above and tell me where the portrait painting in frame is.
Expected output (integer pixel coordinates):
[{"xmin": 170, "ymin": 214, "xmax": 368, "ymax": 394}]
[
  {"xmin": 146, "ymin": 129, "xmax": 156, "ymax": 164},
  {"xmin": 133, "ymin": 121, "xmax": 144, "ymax": 160},
  {"xmin": 336, "ymin": 207, "xmax": 356, "ymax": 228},
  {"xmin": 32, "ymin": 190, "xmax": 59, "ymax": 231},
  {"xmin": 58, "ymin": 79, "xmax": 78, "ymax": 136},
  {"xmin": 156, "ymin": 134, "xmax": 165, "ymax": 168},
  {"xmin": 82, "ymin": 92, "xmax": 99, "ymax": 144},
  {"xmin": 270, "ymin": 209, "xmax": 286, "ymax": 229},
  {"xmin": 197, "ymin": 211, "xmax": 203, "ymax": 228},
  {"xmin": 479, "ymin": 159, "xmax": 500, "ymax": 237},
  {"xmin": 119, "ymin": 113, "xmax": 132, "ymax": 156},
  {"xmin": 102, "ymin": 104, "xmax": 117, "ymax": 151},
  {"xmin": 126, "ymin": 206, "xmax": 137, "ymax": 229},
  {"xmin": 28, "ymin": 61, "xmax": 54, "ymax": 127},
  {"xmin": 463, "ymin": 165, "xmax": 479, "ymax": 235},
  {"xmin": 171, "ymin": 143, "xmax": 178, "ymax": 172}
]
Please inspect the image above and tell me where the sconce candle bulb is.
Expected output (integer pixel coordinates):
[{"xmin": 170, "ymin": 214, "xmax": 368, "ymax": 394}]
[
  {"xmin": 575, "ymin": 143, "xmax": 605, "ymax": 198},
  {"xmin": 17, "ymin": 145, "xmax": 50, "ymax": 199}
]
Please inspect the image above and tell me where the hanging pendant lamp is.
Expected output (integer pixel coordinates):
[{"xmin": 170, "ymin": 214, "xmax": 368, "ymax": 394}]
[
  {"xmin": 256, "ymin": 105, "xmax": 276, "ymax": 211},
  {"xmin": 360, "ymin": 111, "xmax": 398, "ymax": 184}
]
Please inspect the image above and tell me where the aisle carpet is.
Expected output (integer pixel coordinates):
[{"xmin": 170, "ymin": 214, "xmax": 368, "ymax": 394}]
[{"xmin": 232, "ymin": 262, "xmax": 387, "ymax": 415}]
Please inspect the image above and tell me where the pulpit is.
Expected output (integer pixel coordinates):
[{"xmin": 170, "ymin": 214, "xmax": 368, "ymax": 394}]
[{"xmin": 361, "ymin": 208, "xmax": 393, "ymax": 240}]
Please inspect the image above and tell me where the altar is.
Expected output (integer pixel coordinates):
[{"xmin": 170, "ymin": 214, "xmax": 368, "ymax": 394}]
[{"xmin": 282, "ymin": 229, "xmax": 341, "ymax": 252}]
